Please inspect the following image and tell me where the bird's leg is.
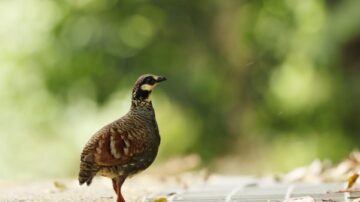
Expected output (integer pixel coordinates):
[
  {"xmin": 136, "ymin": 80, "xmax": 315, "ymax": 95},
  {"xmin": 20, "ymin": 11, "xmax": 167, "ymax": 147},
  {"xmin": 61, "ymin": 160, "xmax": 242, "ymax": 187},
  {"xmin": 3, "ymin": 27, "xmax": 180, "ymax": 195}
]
[
  {"xmin": 112, "ymin": 179, "xmax": 118, "ymax": 194},
  {"xmin": 112, "ymin": 177, "xmax": 126, "ymax": 202}
]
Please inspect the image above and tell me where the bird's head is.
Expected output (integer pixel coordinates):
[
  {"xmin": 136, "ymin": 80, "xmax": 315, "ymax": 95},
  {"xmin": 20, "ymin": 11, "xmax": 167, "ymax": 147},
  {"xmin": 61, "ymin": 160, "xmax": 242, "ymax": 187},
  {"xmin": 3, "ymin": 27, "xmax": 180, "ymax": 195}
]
[{"xmin": 132, "ymin": 74, "xmax": 166, "ymax": 103}]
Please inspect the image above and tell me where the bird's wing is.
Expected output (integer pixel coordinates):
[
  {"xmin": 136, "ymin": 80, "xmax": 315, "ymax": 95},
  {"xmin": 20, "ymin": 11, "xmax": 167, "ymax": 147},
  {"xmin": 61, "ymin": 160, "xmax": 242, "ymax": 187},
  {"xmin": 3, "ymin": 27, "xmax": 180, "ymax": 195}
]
[{"xmin": 88, "ymin": 122, "xmax": 148, "ymax": 166}]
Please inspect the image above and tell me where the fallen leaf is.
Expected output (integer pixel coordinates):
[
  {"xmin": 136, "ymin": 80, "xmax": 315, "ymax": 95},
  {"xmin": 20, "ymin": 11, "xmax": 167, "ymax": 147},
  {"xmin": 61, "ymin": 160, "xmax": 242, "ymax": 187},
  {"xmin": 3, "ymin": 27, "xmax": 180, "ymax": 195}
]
[
  {"xmin": 53, "ymin": 181, "xmax": 67, "ymax": 191},
  {"xmin": 347, "ymin": 173, "xmax": 359, "ymax": 189},
  {"xmin": 152, "ymin": 197, "xmax": 168, "ymax": 202}
]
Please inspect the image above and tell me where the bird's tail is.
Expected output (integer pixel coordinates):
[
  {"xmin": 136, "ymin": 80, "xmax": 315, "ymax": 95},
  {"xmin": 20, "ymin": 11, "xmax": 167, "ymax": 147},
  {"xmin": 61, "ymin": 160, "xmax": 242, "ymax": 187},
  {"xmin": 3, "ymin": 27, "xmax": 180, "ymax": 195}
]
[{"xmin": 78, "ymin": 160, "xmax": 98, "ymax": 186}]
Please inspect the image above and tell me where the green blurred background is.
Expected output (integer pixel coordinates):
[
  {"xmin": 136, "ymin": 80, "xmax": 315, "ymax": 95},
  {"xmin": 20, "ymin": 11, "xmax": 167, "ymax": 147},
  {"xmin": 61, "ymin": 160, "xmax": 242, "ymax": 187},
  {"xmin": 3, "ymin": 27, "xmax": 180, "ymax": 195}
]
[{"xmin": 0, "ymin": 0, "xmax": 359, "ymax": 180}]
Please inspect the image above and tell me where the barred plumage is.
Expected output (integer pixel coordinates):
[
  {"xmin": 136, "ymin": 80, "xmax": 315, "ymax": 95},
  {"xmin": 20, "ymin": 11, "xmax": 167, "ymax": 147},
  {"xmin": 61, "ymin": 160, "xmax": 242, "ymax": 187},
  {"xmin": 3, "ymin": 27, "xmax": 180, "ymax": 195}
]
[{"xmin": 78, "ymin": 74, "xmax": 166, "ymax": 202}]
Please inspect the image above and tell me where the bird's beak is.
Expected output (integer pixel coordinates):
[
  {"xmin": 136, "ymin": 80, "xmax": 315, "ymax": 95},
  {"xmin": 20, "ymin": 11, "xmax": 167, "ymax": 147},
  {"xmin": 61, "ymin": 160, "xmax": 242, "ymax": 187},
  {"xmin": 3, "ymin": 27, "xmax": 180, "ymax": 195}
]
[{"xmin": 156, "ymin": 76, "xmax": 167, "ymax": 83}]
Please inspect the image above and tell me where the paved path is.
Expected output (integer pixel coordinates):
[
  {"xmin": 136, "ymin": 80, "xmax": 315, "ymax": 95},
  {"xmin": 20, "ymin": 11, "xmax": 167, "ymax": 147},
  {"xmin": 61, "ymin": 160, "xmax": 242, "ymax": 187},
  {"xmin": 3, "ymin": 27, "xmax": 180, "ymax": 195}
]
[
  {"xmin": 0, "ymin": 176, "xmax": 359, "ymax": 202},
  {"xmin": 144, "ymin": 176, "xmax": 360, "ymax": 202}
]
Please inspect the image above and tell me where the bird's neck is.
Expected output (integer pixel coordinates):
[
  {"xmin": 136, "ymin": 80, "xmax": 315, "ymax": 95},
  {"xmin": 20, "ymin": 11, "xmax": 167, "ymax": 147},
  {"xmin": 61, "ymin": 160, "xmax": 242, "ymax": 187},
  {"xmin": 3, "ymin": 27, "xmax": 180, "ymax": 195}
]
[{"xmin": 131, "ymin": 99, "xmax": 153, "ymax": 109}]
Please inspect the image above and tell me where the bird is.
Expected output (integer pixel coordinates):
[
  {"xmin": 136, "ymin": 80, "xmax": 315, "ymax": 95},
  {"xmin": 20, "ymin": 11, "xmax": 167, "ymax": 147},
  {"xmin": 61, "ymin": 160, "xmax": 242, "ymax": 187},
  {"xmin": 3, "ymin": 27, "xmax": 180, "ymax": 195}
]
[{"xmin": 78, "ymin": 74, "xmax": 167, "ymax": 202}]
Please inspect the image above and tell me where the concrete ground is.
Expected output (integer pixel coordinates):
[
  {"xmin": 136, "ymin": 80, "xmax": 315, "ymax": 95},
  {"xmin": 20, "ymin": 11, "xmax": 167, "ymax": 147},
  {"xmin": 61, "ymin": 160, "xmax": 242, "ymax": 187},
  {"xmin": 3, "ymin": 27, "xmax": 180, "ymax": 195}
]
[{"xmin": 1, "ymin": 174, "xmax": 359, "ymax": 202}]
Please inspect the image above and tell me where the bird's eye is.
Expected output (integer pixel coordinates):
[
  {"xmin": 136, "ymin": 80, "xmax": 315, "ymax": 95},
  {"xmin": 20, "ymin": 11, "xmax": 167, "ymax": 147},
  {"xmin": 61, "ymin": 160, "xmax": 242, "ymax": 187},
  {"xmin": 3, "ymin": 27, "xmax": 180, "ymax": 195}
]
[
  {"xmin": 145, "ymin": 77, "xmax": 155, "ymax": 84},
  {"xmin": 143, "ymin": 78, "xmax": 149, "ymax": 83}
]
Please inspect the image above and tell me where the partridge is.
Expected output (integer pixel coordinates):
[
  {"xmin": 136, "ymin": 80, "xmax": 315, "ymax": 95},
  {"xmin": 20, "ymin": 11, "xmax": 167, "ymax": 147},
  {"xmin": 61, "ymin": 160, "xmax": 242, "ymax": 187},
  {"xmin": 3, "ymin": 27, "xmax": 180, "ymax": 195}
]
[{"xmin": 78, "ymin": 74, "xmax": 166, "ymax": 202}]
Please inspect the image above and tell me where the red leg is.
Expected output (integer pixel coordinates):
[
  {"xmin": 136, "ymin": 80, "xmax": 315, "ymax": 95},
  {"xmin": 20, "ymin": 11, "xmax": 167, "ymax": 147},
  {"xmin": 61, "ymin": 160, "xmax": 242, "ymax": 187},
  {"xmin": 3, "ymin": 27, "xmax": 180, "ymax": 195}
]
[
  {"xmin": 112, "ymin": 179, "xmax": 118, "ymax": 194},
  {"xmin": 112, "ymin": 177, "xmax": 126, "ymax": 202},
  {"xmin": 116, "ymin": 185, "xmax": 125, "ymax": 202}
]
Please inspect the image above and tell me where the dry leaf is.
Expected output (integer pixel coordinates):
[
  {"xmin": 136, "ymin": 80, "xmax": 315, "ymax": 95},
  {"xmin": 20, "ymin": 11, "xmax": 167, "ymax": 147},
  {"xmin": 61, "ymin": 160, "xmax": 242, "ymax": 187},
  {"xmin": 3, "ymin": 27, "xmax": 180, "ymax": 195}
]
[
  {"xmin": 347, "ymin": 173, "xmax": 359, "ymax": 189},
  {"xmin": 53, "ymin": 181, "xmax": 67, "ymax": 191},
  {"xmin": 152, "ymin": 197, "xmax": 168, "ymax": 202},
  {"xmin": 283, "ymin": 150, "xmax": 360, "ymax": 183}
]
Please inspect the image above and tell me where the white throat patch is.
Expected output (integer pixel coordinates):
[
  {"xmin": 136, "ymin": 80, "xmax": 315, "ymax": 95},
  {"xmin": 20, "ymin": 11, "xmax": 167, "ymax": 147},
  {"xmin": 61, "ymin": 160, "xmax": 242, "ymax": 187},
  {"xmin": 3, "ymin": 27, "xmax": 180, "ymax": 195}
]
[{"xmin": 141, "ymin": 84, "xmax": 156, "ymax": 91}]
